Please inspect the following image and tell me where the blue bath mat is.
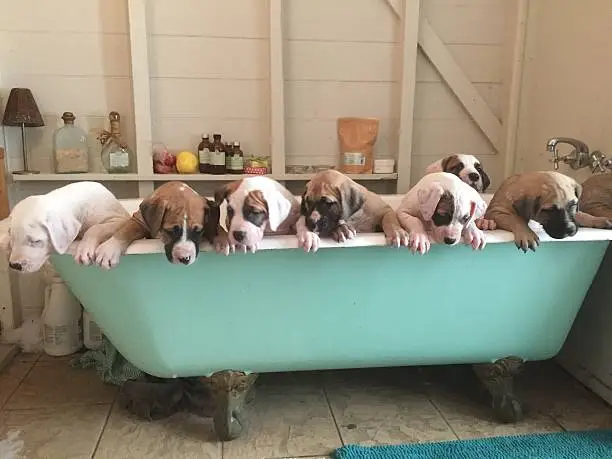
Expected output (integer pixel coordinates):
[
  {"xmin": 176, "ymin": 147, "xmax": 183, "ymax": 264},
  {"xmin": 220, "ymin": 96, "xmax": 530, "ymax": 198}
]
[{"xmin": 334, "ymin": 429, "xmax": 612, "ymax": 458}]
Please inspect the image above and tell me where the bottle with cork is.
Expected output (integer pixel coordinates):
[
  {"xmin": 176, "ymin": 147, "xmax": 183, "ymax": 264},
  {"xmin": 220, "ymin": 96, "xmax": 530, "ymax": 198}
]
[
  {"xmin": 228, "ymin": 141, "xmax": 244, "ymax": 174},
  {"xmin": 209, "ymin": 133, "xmax": 226, "ymax": 174},
  {"xmin": 198, "ymin": 134, "xmax": 211, "ymax": 173},
  {"xmin": 99, "ymin": 111, "xmax": 133, "ymax": 173}
]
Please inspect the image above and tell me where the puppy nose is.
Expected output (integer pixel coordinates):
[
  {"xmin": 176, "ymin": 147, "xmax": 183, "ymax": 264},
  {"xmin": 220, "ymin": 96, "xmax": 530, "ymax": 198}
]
[
  {"xmin": 178, "ymin": 256, "xmax": 191, "ymax": 265},
  {"xmin": 233, "ymin": 231, "xmax": 246, "ymax": 242},
  {"xmin": 468, "ymin": 172, "xmax": 480, "ymax": 182},
  {"xmin": 444, "ymin": 237, "xmax": 456, "ymax": 245},
  {"xmin": 9, "ymin": 262, "xmax": 22, "ymax": 271}
]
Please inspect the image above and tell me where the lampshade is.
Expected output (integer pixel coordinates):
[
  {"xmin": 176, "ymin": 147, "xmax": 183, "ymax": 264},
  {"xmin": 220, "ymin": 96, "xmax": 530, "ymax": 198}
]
[{"xmin": 2, "ymin": 88, "xmax": 44, "ymax": 127}]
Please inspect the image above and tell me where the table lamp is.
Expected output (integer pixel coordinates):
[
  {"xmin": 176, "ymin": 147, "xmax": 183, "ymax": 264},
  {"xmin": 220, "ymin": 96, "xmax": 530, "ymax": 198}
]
[{"xmin": 2, "ymin": 88, "xmax": 45, "ymax": 174}]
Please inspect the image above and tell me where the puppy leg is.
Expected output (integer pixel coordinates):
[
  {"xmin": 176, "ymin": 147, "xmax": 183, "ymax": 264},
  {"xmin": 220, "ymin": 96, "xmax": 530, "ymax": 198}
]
[
  {"xmin": 576, "ymin": 210, "xmax": 612, "ymax": 229},
  {"xmin": 475, "ymin": 217, "xmax": 497, "ymax": 231},
  {"xmin": 296, "ymin": 216, "xmax": 320, "ymax": 253},
  {"xmin": 488, "ymin": 211, "xmax": 539, "ymax": 253},
  {"xmin": 462, "ymin": 221, "xmax": 486, "ymax": 250},
  {"xmin": 381, "ymin": 211, "xmax": 409, "ymax": 248},
  {"xmin": 94, "ymin": 219, "xmax": 147, "ymax": 269},
  {"xmin": 333, "ymin": 220, "xmax": 356, "ymax": 244},
  {"xmin": 74, "ymin": 218, "xmax": 126, "ymax": 266},
  {"xmin": 396, "ymin": 210, "xmax": 431, "ymax": 254},
  {"xmin": 214, "ymin": 228, "xmax": 235, "ymax": 256}
]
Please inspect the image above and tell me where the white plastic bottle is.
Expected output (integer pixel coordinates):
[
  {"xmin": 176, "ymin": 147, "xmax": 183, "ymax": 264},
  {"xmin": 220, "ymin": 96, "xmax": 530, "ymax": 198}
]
[
  {"xmin": 42, "ymin": 280, "xmax": 83, "ymax": 356},
  {"xmin": 83, "ymin": 310, "xmax": 103, "ymax": 350}
]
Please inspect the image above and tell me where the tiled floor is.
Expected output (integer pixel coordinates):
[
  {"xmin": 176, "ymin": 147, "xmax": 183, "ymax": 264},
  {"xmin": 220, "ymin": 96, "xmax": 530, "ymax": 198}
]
[{"xmin": 0, "ymin": 353, "xmax": 611, "ymax": 459}]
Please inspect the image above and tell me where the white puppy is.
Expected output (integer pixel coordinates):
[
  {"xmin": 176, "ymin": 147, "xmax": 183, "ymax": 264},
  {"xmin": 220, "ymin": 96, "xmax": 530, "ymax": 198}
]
[
  {"xmin": 0, "ymin": 181, "xmax": 129, "ymax": 272},
  {"xmin": 425, "ymin": 154, "xmax": 491, "ymax": 193},
  {"xmin": 214, "ymin": 176, "xmax": 299, "ymax": 255},
  {"xmin": 396, "ymin": 172, "xmax": 488, "ymax": 254}
]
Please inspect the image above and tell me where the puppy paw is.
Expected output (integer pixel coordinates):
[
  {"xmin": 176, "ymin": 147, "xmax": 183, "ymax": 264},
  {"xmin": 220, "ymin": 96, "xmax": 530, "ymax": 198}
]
[
  {"xmin": 214, "ymin": 235, "xmax": 235, "ymax": 256},
  {"xmin": 73, "ymin": 240, "xmax": 97, "ymax": 266},
  {"xmin": 408, "ymin": 232, "xmax": 431, "ymax": 255},
  {"xmin": 464, "ymin": 227, "xmax": 486, "ymax": 251},
  {"xmin": 385, "ymin": 228, "xmax": 409, "ymax": 248},
  {"xmin": 514, "ymin": 228, "xmax": 539, "ymax": 253},
  {"xmin": 475, "ymin": 217, "xmax": 497, "ymax": 231},
  {"xmin": 297, "ymin": 230, "xmax": 320, "ymax": 253},
  {"xmin": 333, "ymin": 223, "xmax": 356, "ymax": 243},
  {"xmin": 590, "ymin": 216, "xmax": 612, "ymax": 229},
  {"xmin": 94, "ymin": 238, "xmax": 123, "ymax": 270}
]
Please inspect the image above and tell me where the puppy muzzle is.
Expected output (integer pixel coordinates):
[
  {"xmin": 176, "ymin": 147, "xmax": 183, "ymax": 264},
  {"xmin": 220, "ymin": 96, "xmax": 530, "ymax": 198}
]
[
  {"xmin": 544, "ymin": 220, "xmax": 578, "ymax": 239},
  {"xmin": 164, "ymin": 241, "xmax": 198, "ymax": 265}
]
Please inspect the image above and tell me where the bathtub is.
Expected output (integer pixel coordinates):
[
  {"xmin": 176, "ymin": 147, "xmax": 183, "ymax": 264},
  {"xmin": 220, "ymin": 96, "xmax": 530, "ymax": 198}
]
[{"xmin": 7, "ymin": 193, "xmax": 612, "ymax": 440}]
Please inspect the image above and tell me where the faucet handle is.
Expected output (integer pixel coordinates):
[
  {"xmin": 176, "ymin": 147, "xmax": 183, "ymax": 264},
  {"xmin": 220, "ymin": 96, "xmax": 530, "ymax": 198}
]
[{"xmin": 549, "ymin": 148, "xmax": 561, "ymax": 170}]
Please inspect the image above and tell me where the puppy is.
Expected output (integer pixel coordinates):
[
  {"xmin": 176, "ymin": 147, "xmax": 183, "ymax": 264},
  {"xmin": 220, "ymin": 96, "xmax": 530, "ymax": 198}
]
[
  {"xmin": 94, "ymin": 181, "xmax": 219, "ymax": 269},
  {"xmin": 484, "ymin": 171, "xmax": 586, "ymax": 253},
  {"xmin": 297, "ymin": 169, "xmax": 409, "ymax": 252},
  {"xmin": 396, "ymin": 172, "xmax": 487, "ymax": 254},
  {"xmin": 425, "ymin": 154, "xmax": 491, "ymax": 192},
  {"xmin": 0, "ymin": 181, "xmax": 128, "ymax": 273},
  {"xmin": 213, "ymin": 176, "xmax": 300, "ymax": 255},
  {"xmin": 576, "ymin": 173, "xmax": 612, "ymax": 228}
]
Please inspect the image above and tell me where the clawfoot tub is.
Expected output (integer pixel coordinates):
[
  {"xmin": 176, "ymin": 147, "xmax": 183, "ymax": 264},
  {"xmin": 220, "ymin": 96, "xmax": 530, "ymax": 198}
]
[{"xmin": 15, "ymin": 195, "xmax": 612, "ymax": 440}]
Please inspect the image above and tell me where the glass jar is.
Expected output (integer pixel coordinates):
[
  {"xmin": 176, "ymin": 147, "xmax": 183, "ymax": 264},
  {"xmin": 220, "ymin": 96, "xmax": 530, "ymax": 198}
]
[
  {"xmin": 228, "ymin": 141, "xmax": 244, "ymax": 174},
  {"xmin": 209, "ymin": 133, "xmax": 227, "ymax": 175},
  {"xmin": 53, "ymin": 112, "xmax": 89, "ymax": 173},
  {"xmin": 99, "ymin": 111, "xmax": 133, "ymax": 173}
]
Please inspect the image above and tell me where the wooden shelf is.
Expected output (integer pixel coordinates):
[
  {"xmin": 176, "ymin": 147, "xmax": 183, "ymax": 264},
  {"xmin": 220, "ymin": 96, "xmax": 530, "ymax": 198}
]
[{"xmin": 12, "ymin": 172, "xmax": 398, "ymax": 182}]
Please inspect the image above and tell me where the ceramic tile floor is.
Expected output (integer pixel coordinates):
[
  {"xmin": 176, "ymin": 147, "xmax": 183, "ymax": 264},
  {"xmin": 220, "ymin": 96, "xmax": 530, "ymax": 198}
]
[{"xmin": 1, "ymin": 353, "xmax": 611, "ymax": 459}]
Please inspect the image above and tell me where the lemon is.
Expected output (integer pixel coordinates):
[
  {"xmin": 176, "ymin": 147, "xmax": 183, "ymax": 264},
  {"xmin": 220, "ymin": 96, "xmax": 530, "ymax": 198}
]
[{"xmin": 176, "ymin": 151, "xmax": 199, "ymax": 174}]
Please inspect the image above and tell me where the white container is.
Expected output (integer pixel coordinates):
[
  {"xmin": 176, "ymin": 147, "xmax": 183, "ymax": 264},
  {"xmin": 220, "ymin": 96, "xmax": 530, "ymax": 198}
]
[
  {"xmin": 42, "ymin": 281, "xmax": 83, "ymax": 356},
  {"xmin": 83, "ymin": 310, "xmax": 104, "ymax": 350},
  {"xmin": 374, "ymin": 158, "xmax": 395, "ymax": 174}
]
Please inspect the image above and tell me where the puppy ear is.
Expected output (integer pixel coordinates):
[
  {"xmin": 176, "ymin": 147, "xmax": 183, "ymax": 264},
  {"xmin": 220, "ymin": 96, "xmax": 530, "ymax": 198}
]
[
  {"xmin": 43, "ymin": 211, "xmax": 81, "ymax": 254},
  {"xmin": 0, "ymin": 232, "xmax": 11, "ymax": 251},
  {"xmin": 417, "ymin": 182, "xmax": 445, "ymax": 221},
  {"xmin": 214, "ymin": 180, "xmax": 242, "ymax": 205},
  {"xmin": 262, "ymin": 190, "xmax": 292, "ymax": 231},
  {"xmin": 202, "ymin": 199, "xmax": 220, "ymax": 243},
  {"xmin": 139, "ymin": 197, "xmax": 167, "ymax": 237},
  {"xmin": 480, "ymin": 168, "xmax": 491, "ymax": 192},
  {"xmin": 338, "ymin": 181, "xmax": 365, "ymax": 220},
  {"xmin": 513, "ymin": 196, "xmax": 542, "ymax": 222},
  {"xmin": 425, "ymin": 159, "xmax": 444, "ymax": 174}
]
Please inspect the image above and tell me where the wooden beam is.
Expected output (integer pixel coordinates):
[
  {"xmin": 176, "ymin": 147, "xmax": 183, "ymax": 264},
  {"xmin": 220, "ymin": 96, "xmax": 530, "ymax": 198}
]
[
  {"xmin": 396, "ymin": 0, "xmax": 421, "ymax": 193},
  {"xmin": 269, "ymin": 0, "xmax": 286, "ymax": 177},
  {"xmin": 127, "ymin": 0, "xmax": 154, "ymax": 198},
  {"xmin": 419, "ymin": 18, "xmax": 503, "ymax": 152},
  {"xmin": 385, "ymin": 0, "xmax": 401, "ymax": 18},
  {"xmin": 502, "ymin": 0, "xmax": 529, "ymax": 177}
]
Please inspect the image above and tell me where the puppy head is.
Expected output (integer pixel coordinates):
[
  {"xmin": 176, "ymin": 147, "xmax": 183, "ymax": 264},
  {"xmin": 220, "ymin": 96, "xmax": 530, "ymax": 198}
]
[
  {"xmin": 215, "ymin": 178, "xmax": 292, "ymax": 247},
  {"xmin": 301, "ymin": 174, "xmax": 364, "ymax": 236},
  {"xmin": 4, "ymin": 196, "xmax": 81, "ymax": 273},
  {"xmin": 427, "ymin": 154, "xmax": 490, "ymax": 192},
  {"xmin": 139, "ymin": 183, "xmax": 216, "ymax": 265},
  {"xmin": 513, "ymin": 173, "xmax": 580, "ymax": 239},
  {"xmin": 417, "ymin": 181, "xmax": 479, "ymax": 245}
]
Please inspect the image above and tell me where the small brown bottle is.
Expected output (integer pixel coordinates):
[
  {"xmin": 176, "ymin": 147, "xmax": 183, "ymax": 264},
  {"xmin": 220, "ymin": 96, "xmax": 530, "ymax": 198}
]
[
  {"xmin": 228, "ymin": 141, "xmax": 244, "ymax": 174},
  {"xmin": 198, "ymin": 134, "xmax": 211, "ymax": 173},
  {"xmin": 224, "ymin": 141, "xmax": 234, "ymax": 171},
  {"xmin": 210, "ymin": 133, "xmax": 226, "ymax": 174}
]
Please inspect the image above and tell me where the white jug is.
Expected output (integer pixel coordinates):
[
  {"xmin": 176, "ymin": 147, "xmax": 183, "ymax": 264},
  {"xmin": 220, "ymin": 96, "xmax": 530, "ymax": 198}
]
[
  {"xmin": 83, "ymin": 310, "xmax": 103, "ymax": 350},
  {"xmin": 42, "ymin": 281, "xmax": 83, "ymax": 356}
]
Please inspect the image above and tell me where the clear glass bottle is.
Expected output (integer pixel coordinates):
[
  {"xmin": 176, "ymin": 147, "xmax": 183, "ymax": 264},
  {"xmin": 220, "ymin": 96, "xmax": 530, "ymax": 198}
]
[
  {"xmin": 99, "ymin": 111, "xmax": 133, "ymax": 173},
  {"xmin": 53, "ymin": 112, "xmax": 89, "ymax": 173}
]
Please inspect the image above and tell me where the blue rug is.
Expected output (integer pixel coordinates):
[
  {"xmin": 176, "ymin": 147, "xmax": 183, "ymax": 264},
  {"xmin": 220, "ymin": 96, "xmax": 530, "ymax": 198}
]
[{"xmin": 334, "ymin": 429, "xmax": 612, "ymax": 458}]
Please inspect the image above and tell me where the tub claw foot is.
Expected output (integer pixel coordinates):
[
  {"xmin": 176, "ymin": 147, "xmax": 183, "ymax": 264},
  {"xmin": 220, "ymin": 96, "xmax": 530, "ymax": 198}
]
[
  {"xmin": 205, "ymin": 371, "xmax": 258, "ymax": 441},
  {"xmin": 473, "ymin": 356, "xmax": 524, "ymax": 423}
]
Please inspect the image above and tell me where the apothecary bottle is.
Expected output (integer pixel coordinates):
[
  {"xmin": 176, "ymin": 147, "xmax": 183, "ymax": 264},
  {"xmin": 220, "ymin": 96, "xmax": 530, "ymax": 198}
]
[
  {"xmin": 209, "ymin": 133, "xmax": 226, "ymax": 174},
  {"xmin": 53, "ymin": 112, "xmax": 89, "ymax": 173},
  {"xmin": 99, "ymin": 111, "xmax": 133, "ymax": 173},
  {"xmin": 228, "ymin": 141, "xmax": 244, "ymax": 174}
]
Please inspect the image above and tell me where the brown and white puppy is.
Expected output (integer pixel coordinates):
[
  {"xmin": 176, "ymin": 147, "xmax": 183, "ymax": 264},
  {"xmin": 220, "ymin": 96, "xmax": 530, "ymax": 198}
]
[
  {"xmin": 94, "ymin": 181, "xmax": 219, "ymax": 269},
  {"xmin": 576, "ymin": 173, "xmax": 612, "ymax": 227},
  {"xmin": 484, "ymin": 171, "xmax": 588, "ymax": 253},
  {"xmin": 213, "ymin": 176, "xmax": 300, "ymax": 255},
  {"xmin": 426, "ymin": 154, "xmax": 490, "ymax": 192},
  {"xmin": 297, "ymin": 169, "xmax": 409, "ymax": 252},
  {"xmin": 396, "ymin": 172, "xmax": 488, "ymax": 254}
]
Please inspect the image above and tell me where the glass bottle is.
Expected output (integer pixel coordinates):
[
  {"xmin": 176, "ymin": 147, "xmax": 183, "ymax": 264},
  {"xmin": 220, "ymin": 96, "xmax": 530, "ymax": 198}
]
[
  {"xmin": 228, "ymin": 141, "xmax": 244, "ymax": 174},
  {"xmin": 198, "ymin": 134, "xmax": 211, "ymax": 173},
  {"xmin": 224, "ymin": 141, "xmax": 234, "ymax": 171},
  {"xmin": 53, "ymin": 112, "xmax": 89, "ymax": 173},
  {"xmin": 99, "ymin": 111, "xmax": 133, "ymax": 173},
  {"xmin": 210, "ymin": 133, "xmax": 226, "ymax": 175}
]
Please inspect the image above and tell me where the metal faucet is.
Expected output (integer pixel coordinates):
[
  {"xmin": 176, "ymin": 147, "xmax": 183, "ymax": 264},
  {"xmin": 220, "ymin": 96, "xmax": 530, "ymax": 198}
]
[{"xmin": 546, "ymin": 137, "xmax": 591, "ymax": 170}]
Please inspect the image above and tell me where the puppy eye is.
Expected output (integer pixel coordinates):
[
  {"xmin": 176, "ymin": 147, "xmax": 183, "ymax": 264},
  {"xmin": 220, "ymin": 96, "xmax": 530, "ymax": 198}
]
[
  {"xmin": 251, "ymin": 209, "xmax": 265, "ymax": 215},
  {"xmin": 27, "ymin": 238, "xmax": 43, "ymax": 247},
  {"xmin": 460, "ymin": 215, "xmax": 470, "ymax": 224},
  {"xmin": 474, "ymin": 163, "xmax": 481, "ymax": 169},
  {"xmin": 191, "ymin": 226, "xmax": 203, "ymax": 234},
  {"xmin": 227, "ymin": 206, "xmax": 234, "ymax": 217}
]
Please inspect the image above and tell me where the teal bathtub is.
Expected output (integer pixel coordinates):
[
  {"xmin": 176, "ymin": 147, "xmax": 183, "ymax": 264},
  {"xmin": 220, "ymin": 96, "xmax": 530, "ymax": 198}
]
[{"xmin": 46, "ymin": 195, "xmax": 612, "ymax": 440}]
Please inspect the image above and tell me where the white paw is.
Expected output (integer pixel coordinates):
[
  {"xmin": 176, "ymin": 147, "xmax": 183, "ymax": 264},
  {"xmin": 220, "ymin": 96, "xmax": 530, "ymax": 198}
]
[
  {"xmin": 464, "ymin": 227, "xmax": 486, "ymax": 251},
  {"xmin": 214, "ymin": 237, "xmax": 235, "ymax": 256},
  {"xmin": 408, "ymin": 232, "xmax": 431, "ymax": 255},
  {"xmin": 386, "ymin": 228, "xmax": 409, "ymax": 248},
  {"xmin": 298, "ymin": 230, "xmax": 320, "ymax": 253},
  {"xmin": 475, "ymin": 217, "xmax": 497, "ymax": 231},
  {"xmin": 73, "ymin": 240, "xmax": 97, "ymax": 266},
  {"xmin": 94, "ymin": 238, "xmax": 123, "ymax": 270}
]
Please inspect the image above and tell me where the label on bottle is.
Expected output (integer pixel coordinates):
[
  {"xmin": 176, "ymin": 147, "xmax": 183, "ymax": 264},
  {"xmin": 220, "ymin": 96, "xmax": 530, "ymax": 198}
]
[
  {"xmin": 199, "ymin": 147, "xmax": 210, "ymax": 164},
  {"xmin": 43, "ymin": 320, "xmax": 81, "ymax": 352},
  {"xmin": 343, "ymin": 152, "xmax": 366, "ymax": 166},
  {"xmin": 225, "ymin": 154, "xmax": 232, "ymax": 169},
  {"xmin": 109, "ymin": 151, "xmax": 130, "ymax": 169},
  {"xmin": 211, "ymin": 150, "xmax": 225, "ymax": 166},
  {"xmin": 229, "ymin": 155, "xmax": 244, "ymax": 171}
]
